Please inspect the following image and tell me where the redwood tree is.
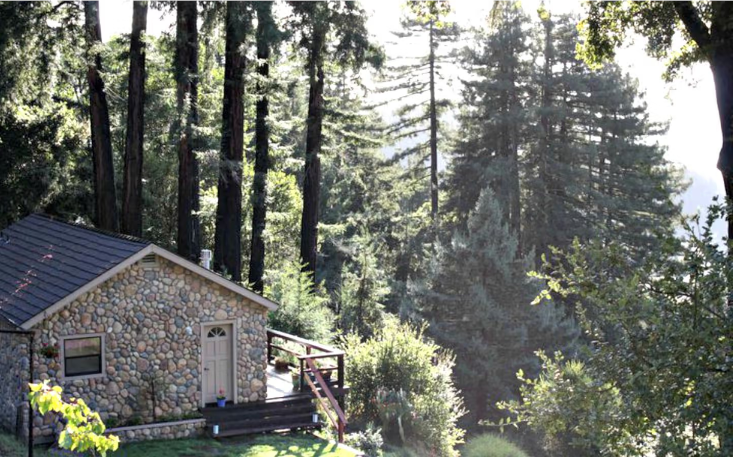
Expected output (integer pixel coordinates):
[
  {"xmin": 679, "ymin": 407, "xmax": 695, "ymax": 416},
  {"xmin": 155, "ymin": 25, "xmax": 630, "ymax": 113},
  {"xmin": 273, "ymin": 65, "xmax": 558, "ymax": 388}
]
[
  {"xmin": 248, "ymin": 2, "xmax": 277, "ymax": 292},
  {"xmin": 213, "ymin": 2, "xmax": 249, "ymax": 281},
  {"xmin": 121, "ymin": 1, "xmax": 148, "ymax": 237},
  {"xmin": 290, "ymin": 2, "xmax": 380, "ymax": 275},
  {"xmin": 175, "ymin": 1, "xmax": 201, "ymax": 262},
  {"xmin": 83, "ymin": 1, "xmax": 117, "ymax": 231},
  {"xmin": 298, "ymin": 4, "xmax": 326, "ymax": 276}
]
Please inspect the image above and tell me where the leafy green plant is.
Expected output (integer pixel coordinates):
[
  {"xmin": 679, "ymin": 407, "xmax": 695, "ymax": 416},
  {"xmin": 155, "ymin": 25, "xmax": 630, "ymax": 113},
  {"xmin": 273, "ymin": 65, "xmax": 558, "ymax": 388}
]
[
  {"xmin": 28, "ymin": 380, "xmax": 120, "ymax": 456},
  {"xmin": 344, "ymin": 317, "xmax": 465, "ymax": 456},
  {"xmin": 104, "ymin": 417, "xmax": 119, "ymax": 429},
  {"xmin": 266, "ymin": 260, "xmax": 334, "ymax": 343},
  {"xmin": 346, "ymin": 423, "xmax": 384, "ymax": 457},
  {"xmin": 375, "ymin": 390, "xmax": 411, "ymax": 443},
  {"xmin": 501, "ymin": 202, "xmax": 733, "ymax": 456},
  {"xmin": 462, "ymin": 433, "xmax": 528, "ymax": 457}
]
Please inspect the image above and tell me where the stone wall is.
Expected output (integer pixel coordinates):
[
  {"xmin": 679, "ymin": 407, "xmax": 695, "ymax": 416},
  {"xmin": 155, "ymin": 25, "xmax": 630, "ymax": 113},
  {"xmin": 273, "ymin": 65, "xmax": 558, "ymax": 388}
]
[
  {"xmin": 106, "ymin": 418, "xmax": 206, "ymax": 443},
  {"xmin": 0, "ymin": 331, "xmax": 30, "ymax": 437},
  {"xmin": 29, "ymin": 255, "xmax": 269, "ymax": 439}
]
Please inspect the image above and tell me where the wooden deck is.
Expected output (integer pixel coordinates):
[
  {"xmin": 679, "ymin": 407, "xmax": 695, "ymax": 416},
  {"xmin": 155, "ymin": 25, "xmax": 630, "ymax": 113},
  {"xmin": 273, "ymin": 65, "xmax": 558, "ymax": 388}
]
[
  {"xmin": 266, "ymin": 363, "xmax": 350, "ymax": 399},
  {"xmin": 201, "ymin": 329, "xmax": 350, "ymax": 442},
  {"xmin": 266, "ymin": 364, "xmax": 301, "ymax": 399}
]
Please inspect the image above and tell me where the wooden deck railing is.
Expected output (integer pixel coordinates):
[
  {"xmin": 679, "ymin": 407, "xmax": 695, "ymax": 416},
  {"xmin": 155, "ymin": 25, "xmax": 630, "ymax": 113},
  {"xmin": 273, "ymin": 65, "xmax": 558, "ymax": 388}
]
[{"xmin": 266, "ymin": 328, "xmax": 347, "ymax": 442}]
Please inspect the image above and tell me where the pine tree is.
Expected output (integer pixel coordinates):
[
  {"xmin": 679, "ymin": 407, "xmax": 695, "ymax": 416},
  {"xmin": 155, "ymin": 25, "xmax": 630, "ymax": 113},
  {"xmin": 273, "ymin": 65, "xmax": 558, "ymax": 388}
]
[
  {"xmin": 446, "ymin": 2, "xmax": 530, "ymax": 238},
  {"xmin": 121, "ymin": 1, "xmax": 148, "ymax": 237},
  {"xmin": 448, "ymin": 10, "xmax": 684, "ymax": 264},
  {"xmin": 412, "ymin": 189, "xmax": 575, "ymax": 424},
  {"xmin": 316, "ymin": 65, "xmax": 394, "ymax": 293},
  {"xmin": 289, "ymin": 1, "xmax": 381, "ymax": 275},
  {"xmin": 380, "ymin": 1, "xmax": 459, "ymax": 226},
  {"xmin": 522, "ymin": 14, "xmax": 684, "ymax": 262},
  {"xmin": 0, "ymin": 2, "xmax": 89, "ymax": 227},
  {"xmin": 213, "ymin": 2, "xmax": 249, "ymax": 281},
  {"xmin": 336, "ymin": 232, "xmax": 389, "ymax": 340}
]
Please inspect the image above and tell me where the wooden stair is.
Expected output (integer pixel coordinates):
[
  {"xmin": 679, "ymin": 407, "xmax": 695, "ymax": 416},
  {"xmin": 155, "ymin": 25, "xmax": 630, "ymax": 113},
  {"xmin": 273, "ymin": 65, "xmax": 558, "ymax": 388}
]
[{"xmin": 201, "ymin": 396, "xmax": 321, "ymax": 438}]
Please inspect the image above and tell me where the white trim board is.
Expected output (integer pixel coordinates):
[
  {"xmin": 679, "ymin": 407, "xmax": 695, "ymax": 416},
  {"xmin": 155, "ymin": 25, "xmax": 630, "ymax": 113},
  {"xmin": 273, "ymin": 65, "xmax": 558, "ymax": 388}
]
[
  {"xmin": 20, "ymin": 244, "xmax": 277, "ymax": 330},
  {"xmin": 200, "ymin": 320, "xmax": 238, "ymax": 408},
  {"xmin": 59, "ymin": 332, "xmax": 107, "ymax": 382},
  {"xmin": 106, "ymin": 417, "xmax": 206, "ymax": 434}
]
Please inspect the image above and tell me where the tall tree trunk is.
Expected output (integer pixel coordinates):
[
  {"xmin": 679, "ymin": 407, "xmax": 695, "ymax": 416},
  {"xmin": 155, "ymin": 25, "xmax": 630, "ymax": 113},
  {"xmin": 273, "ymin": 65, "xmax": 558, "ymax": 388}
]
[
  {"xmin": 710, "ymin": 7, "xmax": 733, "ymax": 241},
  {"xmin": 248, "ymin": 2, "xmax": 273, "ymax": 293},
  {"xmin": 83, "ymin": 1, "xmax": 117, "ymax": 232},
  {"xmin": 508, "ymin": 31, "xmax": 522, "ymax": 245},
  {"xmin": 214, "ymin": 2, "xmax": 248, "ymax": 281},
  {"xmin": 299, "ymin": 20, "xmax": 326, "ymax": 275},
  {"xmin": 175, "ymin": 1, "xmax": 201, "ymax": 262},
  {"xmin": 712, "ymin": 55, "xmax": 733, "ymax": 239},
  {"xmin": 674, "ymin": 1, "xmax": 732, "ymax": 239},
  {"xmin": 428, "ymin": 19, "xmax": 439, "ymax": 224},
  {"xmin": 532, "ymin": 15, "xmax": 554, "ymax": 264},
  {"xmin": 121, "ymin": 1, "xmax": 147, "ymax": 237}
]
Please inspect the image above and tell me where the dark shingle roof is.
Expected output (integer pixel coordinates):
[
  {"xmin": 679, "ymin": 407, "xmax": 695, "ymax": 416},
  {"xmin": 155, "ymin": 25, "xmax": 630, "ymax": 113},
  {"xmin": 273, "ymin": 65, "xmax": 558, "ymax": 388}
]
[{"xmin": 0, "ymin": 214, "xmax": 149, "ymax": 327}]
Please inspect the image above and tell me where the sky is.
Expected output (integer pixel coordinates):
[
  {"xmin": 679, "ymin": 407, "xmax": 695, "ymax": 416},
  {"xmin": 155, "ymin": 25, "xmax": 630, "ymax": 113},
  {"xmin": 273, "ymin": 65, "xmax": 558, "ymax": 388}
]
[{"xmin": 98, "ymin": 0, "xmax": 726, "ymax": 236}]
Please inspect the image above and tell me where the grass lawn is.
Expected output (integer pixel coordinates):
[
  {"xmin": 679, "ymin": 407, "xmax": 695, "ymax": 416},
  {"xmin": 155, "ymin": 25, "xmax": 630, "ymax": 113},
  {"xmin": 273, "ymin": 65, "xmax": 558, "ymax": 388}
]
[
  {"xmin": 0, "ymin": 432, "xmax": 31, "ymax": 456},
  {"xmin": 1, "ymin": 431, "xmax": 355, "ymax": 457},
  {"xmin": 112, "ymin": 433, "xmax": 357, "ymax": 457},
  {"xmin": 0, "ymin": 432, "xmax": 54, "ymax": 457}
]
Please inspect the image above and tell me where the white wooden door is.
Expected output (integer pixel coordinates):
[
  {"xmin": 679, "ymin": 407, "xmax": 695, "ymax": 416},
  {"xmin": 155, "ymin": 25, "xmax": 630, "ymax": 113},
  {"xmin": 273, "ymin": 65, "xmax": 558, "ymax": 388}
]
[{"xmin": 203, "ymin": 324, "xmax": 233, "ymax": 404}]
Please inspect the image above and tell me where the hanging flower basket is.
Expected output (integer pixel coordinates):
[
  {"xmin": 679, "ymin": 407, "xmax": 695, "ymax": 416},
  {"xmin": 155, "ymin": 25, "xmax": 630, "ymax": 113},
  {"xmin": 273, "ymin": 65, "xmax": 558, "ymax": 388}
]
[{"xmin": 39, "ymin": 343, "xmax": 59, "ymax": 359}]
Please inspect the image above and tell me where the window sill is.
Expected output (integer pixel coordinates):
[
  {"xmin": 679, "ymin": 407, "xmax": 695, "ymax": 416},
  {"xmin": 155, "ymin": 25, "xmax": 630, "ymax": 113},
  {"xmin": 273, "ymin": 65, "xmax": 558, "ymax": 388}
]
[{"xmin": 60, "ymin": 373, "xmax": 106, "ymax": 382}]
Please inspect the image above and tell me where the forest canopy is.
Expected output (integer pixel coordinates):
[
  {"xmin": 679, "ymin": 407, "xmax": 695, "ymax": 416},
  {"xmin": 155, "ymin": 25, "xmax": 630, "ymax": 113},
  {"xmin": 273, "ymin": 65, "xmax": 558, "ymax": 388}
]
[{"xmin": 0, "ymin": 1, "xmax": 730, "ymax": 456}]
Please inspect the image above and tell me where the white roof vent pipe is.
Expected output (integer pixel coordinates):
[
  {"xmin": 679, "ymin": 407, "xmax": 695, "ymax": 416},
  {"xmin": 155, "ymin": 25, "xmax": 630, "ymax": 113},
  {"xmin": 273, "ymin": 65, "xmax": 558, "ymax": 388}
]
[{"xmin": 200, "ymin": 249, "xmax": 212, "ymax": 270}]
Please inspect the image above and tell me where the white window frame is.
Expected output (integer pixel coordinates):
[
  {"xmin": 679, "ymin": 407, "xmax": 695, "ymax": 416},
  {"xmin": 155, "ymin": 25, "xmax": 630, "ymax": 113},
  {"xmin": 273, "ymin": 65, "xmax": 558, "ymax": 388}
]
[{"xmin": 59, "ymin": 333, "xmax": 107, "ymax": 381}]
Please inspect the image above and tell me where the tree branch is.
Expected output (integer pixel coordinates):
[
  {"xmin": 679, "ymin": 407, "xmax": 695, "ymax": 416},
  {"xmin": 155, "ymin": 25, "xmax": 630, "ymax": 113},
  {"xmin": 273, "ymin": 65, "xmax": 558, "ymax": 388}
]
[{"xmin": 673, "ymin": 2, "xmax": 712, "ymax": 56}]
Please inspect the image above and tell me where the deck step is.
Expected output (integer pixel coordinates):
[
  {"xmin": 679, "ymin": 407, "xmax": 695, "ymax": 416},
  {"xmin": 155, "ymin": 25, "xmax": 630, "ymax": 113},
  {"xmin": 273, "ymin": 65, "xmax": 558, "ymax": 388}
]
[
  {"xmin": 202, "ymin": 404, "xmax": 316, "ymax": 423},
  {"xmin": 202, "ymin": 396, "xmax": 320, "ymax": 439},
  {"xmin": 207, "ymin": 413, "xmax": 318, "ymax": 434},
  {"xmin": 201, "ymin": 395, "xmax": 312, "ymax": 414},
  {"xmin": 207, "ymin": 421, "xmax": 321, "ymax": 438}
]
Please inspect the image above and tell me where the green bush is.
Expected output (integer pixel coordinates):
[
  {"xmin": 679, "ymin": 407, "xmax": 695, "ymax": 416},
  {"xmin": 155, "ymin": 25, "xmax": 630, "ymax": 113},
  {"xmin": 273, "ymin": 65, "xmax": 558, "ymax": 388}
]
[
  {"xmin": 344, "ymin": 317, "xmax": 465, "ymax": 457},
  {"xmin": 383, "ymin": 446, "xmax": 421, "ymax": 457},
  {"xmin": 462, "ymin": 434, "xmax": 529, "ymax": 457},
  {"xmin": 266, "ymin": 261, "xmax": 334, "ymax": 343},
  {"xmin": 346, "ymin": 423, "xmax": 384, "ymax": 457}
]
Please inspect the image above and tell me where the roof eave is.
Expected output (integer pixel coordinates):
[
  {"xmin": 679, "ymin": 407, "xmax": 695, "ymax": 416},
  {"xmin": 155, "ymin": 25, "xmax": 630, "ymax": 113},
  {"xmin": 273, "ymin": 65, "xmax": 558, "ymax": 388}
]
[
  {"xmin": 19, "ymin": 245, "xmax": 154, "ymax": 330},
  {"xmin": 18, "ymin": 244, "xmax": 277, "ymax": 330}
]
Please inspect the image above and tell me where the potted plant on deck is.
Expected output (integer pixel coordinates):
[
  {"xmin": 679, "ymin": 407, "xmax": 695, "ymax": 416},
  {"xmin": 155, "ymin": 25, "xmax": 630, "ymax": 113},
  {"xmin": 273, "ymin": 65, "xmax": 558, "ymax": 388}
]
[
  {"xmin": 216, "ymin": 389, "xmax": 226, "ymax": 408},
  {"xmin": 290, "ymin": 368, "xmax": 301, "ymax": 391},
  {"xmin": 274, "ymin": 357, "xmax": 290, "ymax": 373}
]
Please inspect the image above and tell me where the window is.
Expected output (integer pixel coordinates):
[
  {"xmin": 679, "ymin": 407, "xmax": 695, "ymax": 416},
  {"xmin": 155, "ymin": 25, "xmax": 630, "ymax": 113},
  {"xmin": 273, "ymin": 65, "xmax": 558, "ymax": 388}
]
[
  {"xmin": 207, "ymin": 327, "xmax": 226, "ymax": 338},
  {"xmin": 63, "ymin": 335, "xmax": 103, "ymax": 378}
]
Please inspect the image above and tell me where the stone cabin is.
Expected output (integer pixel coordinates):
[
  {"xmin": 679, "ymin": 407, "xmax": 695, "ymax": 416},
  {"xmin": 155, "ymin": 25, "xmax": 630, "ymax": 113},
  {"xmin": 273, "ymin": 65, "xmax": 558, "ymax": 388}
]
[{"xmin": 0, "ymin": 214, "xmax": 278, "ymax": 441}]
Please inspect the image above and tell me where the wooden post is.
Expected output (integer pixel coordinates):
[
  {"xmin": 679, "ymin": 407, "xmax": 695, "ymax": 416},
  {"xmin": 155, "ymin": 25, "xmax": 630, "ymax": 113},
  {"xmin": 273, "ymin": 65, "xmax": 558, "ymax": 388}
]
[
  {"xmin": 337, "ymin": 353, "xmax": 345, "ymax": 411},
  {"xmin": 28, "ymin": 331, "xmax": 33, "ymax": 457},
  {"xmin": 266, "ymin": 332, "xmax": 272, "ymax": 364},
  {"xmin": 299, "ymin": 358, "xmax": 305, "ymax": 391}
]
